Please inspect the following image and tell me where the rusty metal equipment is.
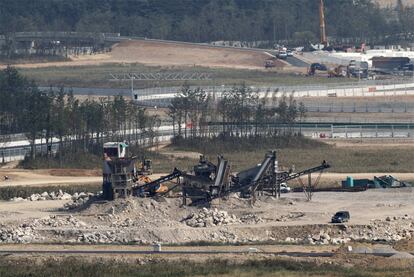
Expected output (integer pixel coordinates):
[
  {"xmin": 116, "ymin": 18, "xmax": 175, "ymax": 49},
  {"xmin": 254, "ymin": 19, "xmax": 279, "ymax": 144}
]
[
  {"xmin": 102, "ymin": 146, "xmax": 330, "ymax": 205},
  {"xmin": 181, "ymin": 155, "xmax": 231, "ymax": 205},
  {"xmin": 102, "ymin": 142, "xmax": 136, "ymax": 200}
]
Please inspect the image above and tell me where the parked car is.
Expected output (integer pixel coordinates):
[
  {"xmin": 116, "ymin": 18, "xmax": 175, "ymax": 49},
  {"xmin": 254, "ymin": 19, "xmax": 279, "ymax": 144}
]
[
  {"xmin": 264, "ymin": 59, "xmax": 275, "ymax": 68},
  {"xmin": 280, "ymin": 183, "xmax": 291, "ymax": 193},
  {"xmin": 287, "ymin": 50, "xmax": 293, "ymax": 57},
  {"xmin": 331, "ymin": 211, "xmax": 350, "ymax": 223},
  {"xmin": 277, "ymin": 51, "xmax": 288, "ymax": 59}
]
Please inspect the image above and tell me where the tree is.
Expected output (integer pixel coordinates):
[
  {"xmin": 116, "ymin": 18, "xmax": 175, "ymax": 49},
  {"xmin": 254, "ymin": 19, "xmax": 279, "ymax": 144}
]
[{"xmin": 298, "ymin": 102, "xmax": 307, "ymax": 134}]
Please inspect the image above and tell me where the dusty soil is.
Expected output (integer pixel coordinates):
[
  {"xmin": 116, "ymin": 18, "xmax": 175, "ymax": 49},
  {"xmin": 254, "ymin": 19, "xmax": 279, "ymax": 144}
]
[
  {"xmin": 0, "ymin": 40, "xmax": 283, "ymax": 70},
  {"xmin": 0, "ymin": 169, "xmax": 101, "ymax": 187},
  {"xmin": 0, "ymin": 188, "xmax": 412, "ymax": 244}
]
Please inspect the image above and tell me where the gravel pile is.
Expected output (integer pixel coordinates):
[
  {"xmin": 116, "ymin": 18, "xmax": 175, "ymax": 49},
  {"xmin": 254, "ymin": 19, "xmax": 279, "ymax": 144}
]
[
  {"xmin": 239, "ymin": 214, "xmax": 264, "ymax": 224},
  {"xmin": 10, "ymin": 190, "xmax": 95, "ymax": 202},
  {"xmin": 0, "ymin": 225, "xmax": 40, "ymax": 243},
  {"xmin": 184, "ymin": 208, "xmax": 239, "ymax": 228},
  {"xmin": 285, "ymin": 216, "xmax": 414, "ymax": 245},
  {"xmin": 32, "ymin": 215, "xmax": 89, "ymax": 228}
]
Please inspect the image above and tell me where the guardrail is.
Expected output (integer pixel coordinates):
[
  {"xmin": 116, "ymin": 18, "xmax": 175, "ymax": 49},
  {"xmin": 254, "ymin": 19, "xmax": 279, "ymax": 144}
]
[{"xmin": 132, "ymin": 81, "xmax": 414, "ymax": 103}]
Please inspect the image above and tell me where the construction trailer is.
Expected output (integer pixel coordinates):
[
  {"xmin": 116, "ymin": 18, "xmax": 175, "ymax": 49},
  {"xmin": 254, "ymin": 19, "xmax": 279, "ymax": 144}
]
[{"xmin": 342, "ymin": 175, "xmax": 412, "ymax": 189}]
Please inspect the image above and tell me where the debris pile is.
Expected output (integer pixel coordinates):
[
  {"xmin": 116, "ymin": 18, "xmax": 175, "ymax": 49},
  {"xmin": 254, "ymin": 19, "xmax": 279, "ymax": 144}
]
[
  {"xmin": 10, "ymin": 190, "xmax": 95, "ymax": 202},
  {"xmin": 0, "ymin": 225, "xmax": 39, "ymax": 243},
  {"xmin": 285, "ymin": 216, "xmax": 414, "ymax": 245},
  {"xmin": 32, "ymin": 215, "xmax": 89, "ymax": 229},
  {"xmin": 276, "ymin": 212, "xmax": 305, "ymax": 222},
  {"xmin": 78, "ymin": 232, "xmax": 121, "ymax": 244},
  {"xmin": 239, "ymin": 214, "xmax": 265, "ymax": 224},
  {"xmin": 184, "ymin": 208, "xmax": 239, "ymax": 228}
]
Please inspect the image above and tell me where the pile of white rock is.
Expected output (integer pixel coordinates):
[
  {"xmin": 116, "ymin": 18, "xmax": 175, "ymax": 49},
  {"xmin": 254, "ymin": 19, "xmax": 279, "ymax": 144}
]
[
  {"xmin": 63, "ymin": 192, "xmax": 97, "ymax": 210},
  {"xmin": 32, "ymin": 215, "xmax": 89, "ymax": 228},
  {"xmin": 0, "ymin": 225, "xmax": 39, "ymax": 243},
  {"xmin": 184, "ymin": 208, "xmax": 239, "ymax": 228},
  {"xmin": 10, "ymin": 190, "xmax": 95, "ymax": 203},
  {"xmin": 77, "ymin": 232, "xmax": 121, "ymax": 244},
  {"xmin": 239, "ymin": 214, "xmax": 264, "ymax": 224},
  {"xmin": 284, "ymin": 216, "xmax": 414, "ymax": 245}
]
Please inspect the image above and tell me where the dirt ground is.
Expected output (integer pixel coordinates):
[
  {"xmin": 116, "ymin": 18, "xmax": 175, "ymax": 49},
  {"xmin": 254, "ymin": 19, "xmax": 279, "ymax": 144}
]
[
  {"xmin": 0, "ymin": 169, "xmax": 100, "ymax": 187},
  {"xmin": 0, "ymin": 40, "xmax": 284, "ymax": 70},
  {"xmin": 0, "ymin": 188, "xmax": 412, "ymax": 243}
]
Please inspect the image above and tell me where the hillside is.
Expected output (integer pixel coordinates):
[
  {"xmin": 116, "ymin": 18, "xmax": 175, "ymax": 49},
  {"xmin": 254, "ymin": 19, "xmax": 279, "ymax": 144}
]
[
  {"xmin": 1, "ymin": 40, "xmax": 282, "ymax": 70},
  {"xmin": 0, "ymin": 0, "xmax": 400, "ymax": 43}
]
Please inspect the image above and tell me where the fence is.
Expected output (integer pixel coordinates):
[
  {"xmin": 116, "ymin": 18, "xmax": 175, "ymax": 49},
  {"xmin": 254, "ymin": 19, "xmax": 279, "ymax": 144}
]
[
  {"xmin": 2, "ymin": 123, "xmax": 414, "ymax": 163},
  {"xmin": 0, "ymin": 131, "xmax": 173, "ymax": 163},
  {"xmin": 133, "ymin": 80, "xmax": 414, "ymax": 104}
]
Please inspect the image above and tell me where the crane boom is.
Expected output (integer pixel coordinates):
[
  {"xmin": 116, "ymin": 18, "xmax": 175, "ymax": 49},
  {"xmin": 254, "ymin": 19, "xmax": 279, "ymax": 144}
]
[{"xmin": 319, "ymin": 0, "xmax": 327, "ymax": 46}]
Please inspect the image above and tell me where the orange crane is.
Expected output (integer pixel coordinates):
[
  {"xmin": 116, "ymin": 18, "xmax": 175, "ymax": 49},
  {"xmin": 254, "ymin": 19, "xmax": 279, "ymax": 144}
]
[{"xmin": 319, "ymin": 0, "xmax": 327, "ymax": 46}]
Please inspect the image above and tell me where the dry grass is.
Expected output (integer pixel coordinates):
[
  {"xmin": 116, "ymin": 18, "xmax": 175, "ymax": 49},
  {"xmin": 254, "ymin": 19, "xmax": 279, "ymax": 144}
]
[
  {"xmin": 168, "ymin": 137, "xmax": 414, "ymax": 173},
  {"xmin": 18, "ymin": 63, "xmax": 349, "ymax": 89},
  {"xmin": 0, "ymin": 256, "xmax": 411, "ymax": 277}
]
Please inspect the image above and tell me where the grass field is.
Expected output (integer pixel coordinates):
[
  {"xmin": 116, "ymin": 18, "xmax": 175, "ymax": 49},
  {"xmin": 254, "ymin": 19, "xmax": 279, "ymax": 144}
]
[
  {"xmin": 20, "ymin": 137, "xmax": 414, "ymax": 175},
  {"xmin": 0, "ymin": 257, "xmax": 411, "ymax": 277},
  {"xmin": 19, "ymin": 63, "xmax": 350, "ymax": 89}
]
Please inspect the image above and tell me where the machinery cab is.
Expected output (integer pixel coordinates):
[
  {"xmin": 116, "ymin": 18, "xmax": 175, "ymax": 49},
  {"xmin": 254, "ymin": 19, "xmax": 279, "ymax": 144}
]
[
  {"xmin": 103, "ymin": 142, "xmax": 128, "ymax": 160},
  {"xmin": 137, "ymin": 158, "xmax": 153, "ymax": 175},
  {"xmin": 193, "ymin": 155, "xmax": 217, "ymax": 180}
]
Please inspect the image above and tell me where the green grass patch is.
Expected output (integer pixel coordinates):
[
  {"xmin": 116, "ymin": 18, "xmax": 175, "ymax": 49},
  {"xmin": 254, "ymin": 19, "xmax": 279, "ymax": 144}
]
[
  {"xmin": 18, "ymin": 145, "xmax": 196, "ymax": 173},
  {"xmin": 20, "ymin": 152, "xmax": 102, "ymax": 170},
  {"xmin": 0, "ymin": 257, "xmax": 410, "ymax": 277},
  {"xmin": 0, "ymin": 184, "xmax": 101, "ymax": 200},
  {"xmin": 171, "ymin": 135, "xmax": 326, "ymax": 154}
]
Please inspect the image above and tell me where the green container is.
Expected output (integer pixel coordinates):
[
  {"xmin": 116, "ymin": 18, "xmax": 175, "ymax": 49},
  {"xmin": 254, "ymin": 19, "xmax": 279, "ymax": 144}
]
[{"xmin": 346, "ymin": 176, "xmax": 354, "ymax": 188}]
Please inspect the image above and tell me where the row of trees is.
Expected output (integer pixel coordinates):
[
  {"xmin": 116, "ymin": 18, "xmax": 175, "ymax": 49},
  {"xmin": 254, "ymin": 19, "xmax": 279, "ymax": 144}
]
[
  {"xmin": 168, "ymin": 85, "xmax": 307, "ymax": 140},
  {"xmin": 0, "ymin": 67, "xmax": 159, "ymax": 163},
  {"xmin": 0, "ymin": 0, "xmax": 411, "ymax": 45}
]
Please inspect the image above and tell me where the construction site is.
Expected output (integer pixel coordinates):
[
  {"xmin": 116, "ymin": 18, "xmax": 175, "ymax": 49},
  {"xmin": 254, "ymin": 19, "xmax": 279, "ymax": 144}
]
[{"xmin": 1, "ymin": 0, "xmax": 414, "ymax": 276}]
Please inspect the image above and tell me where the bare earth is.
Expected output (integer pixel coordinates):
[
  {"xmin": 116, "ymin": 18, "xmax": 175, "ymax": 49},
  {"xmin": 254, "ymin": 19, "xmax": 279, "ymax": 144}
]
[
  {"xmin": 0, "ymin": 169, "xmax": 100, "ymax": 187},
  {"xmin": 0, "ymin": 188, "xmax": 412, "ymax": 244},
  {"xmin": 0, "ymin": 40, "xmax": 282, "ymax": 70}
]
